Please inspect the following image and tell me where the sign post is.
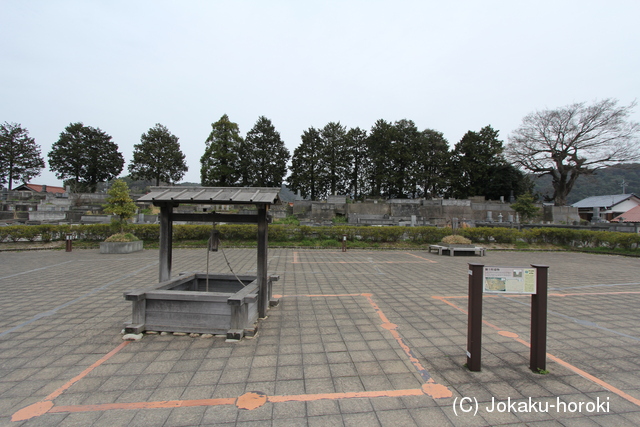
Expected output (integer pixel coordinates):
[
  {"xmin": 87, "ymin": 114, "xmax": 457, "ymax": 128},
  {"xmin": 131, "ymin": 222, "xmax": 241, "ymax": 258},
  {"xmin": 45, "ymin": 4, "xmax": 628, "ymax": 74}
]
[
  {"xmin": 530, "ymin": 264, "xmax": 549, "ymax": 372},
  {"xmin": 467, "ymin": 263, "xmax": 549, "ymax": 373},
  {"xmin": 467, "ymin": 263, "xmax": 484, "ymax": 371}
]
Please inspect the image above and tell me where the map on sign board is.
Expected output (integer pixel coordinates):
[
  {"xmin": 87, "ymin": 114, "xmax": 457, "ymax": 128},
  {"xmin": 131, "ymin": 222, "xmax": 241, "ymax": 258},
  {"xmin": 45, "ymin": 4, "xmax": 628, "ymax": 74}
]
[{"xmin": 483, "ymin": 266, "xmax": 537, "ymax": 294}]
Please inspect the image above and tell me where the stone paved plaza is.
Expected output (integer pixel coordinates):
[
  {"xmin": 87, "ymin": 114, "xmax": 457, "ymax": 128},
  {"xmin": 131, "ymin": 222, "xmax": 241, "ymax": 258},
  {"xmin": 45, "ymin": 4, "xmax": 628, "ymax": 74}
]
[{"xmin": 1, "ymin": 247, "xmax": 640, "ymax": 426}]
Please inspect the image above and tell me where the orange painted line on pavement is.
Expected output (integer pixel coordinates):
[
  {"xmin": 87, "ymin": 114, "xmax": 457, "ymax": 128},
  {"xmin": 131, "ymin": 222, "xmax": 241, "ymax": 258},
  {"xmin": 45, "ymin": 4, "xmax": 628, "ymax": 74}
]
[
  {"xmin": 547, "ymin": 354, "xmax": 640, "ymax": 406},
  {"xmin": 21, "ymin": 385, "xmax": 452, "ymax": 417},
  {"xmin": 362, "ymin": 293, "xmax": 441, "ymax": 384},
  {"xmin": 12, "ymin": 341, "xmax": 131, "ymax": 422},
  {"xmin": 291, "ymin": 251, "xmax": 437, "ymax": 265},
  {"xmin": 14, "ymin": 292, "xmax": 453, "ymax": 422},
  {"xmin": 46, "ymin": 341, "xmax": 131, "ymax": 401},
  {"xmin": 266, "ymin": 387, "xmax": 427, "ymax": 404},
  {"xmin": 550, "ymin": 291, "xmax": 640, "ymax": 297},
  {"xmin": 278, "ymin": 292, "xmax": 450, "ymax": 388},
  {"xmin": 49, "ymin": 397, "xmax": 237, "ymax": 414},
  {"xmin": 293, "ymin": 261, "xmax": 433, "ymax": 264},
  {"xmin": 280, "ymin": 293, "xmax": 363, "ymax": 298},
  {"xmin": 435, "ymin": 291, "xmax": 640, "ymax": 299},
  {"xmin": 433, "ymin": 294, "xmax": 640, "ymax": 408},
  {"xmin": 404, "ymin": 252, "xmax": 438, "ymax": 263}
]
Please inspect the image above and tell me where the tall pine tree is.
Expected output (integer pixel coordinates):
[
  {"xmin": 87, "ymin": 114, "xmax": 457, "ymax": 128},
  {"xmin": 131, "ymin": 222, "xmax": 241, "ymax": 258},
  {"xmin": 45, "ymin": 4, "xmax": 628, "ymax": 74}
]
[
  {"xmin": 129, "ymin": 124, "xmax": 188, "ymax": 186},
  {"xmin": 344, "ymin": 127, "xmax": 369, "ymax": 199},
  {"xmin": 48, "ymin": 122, "xmax": 124, "ymax": 193},
  {"xmin": 288, "ymin": 127, "xmax": 327, "ymax": 200},
  {"xmin": 241, "ymin": 116, "xmax": 290, "ymax": 187},
  {"xmin": 200, "ymin": 114, "xmax": 242, "ymax": 187},
  {"xmin": 320, "ymin": 122, "xmax": 349, "ymax": 196},
  {"xmin": 448, "ymin": 125, "xmax": 506, "ymax": 199},
  {"xmin": 0, "ymin": 122, "xmax": 45, "ymax": 190}
]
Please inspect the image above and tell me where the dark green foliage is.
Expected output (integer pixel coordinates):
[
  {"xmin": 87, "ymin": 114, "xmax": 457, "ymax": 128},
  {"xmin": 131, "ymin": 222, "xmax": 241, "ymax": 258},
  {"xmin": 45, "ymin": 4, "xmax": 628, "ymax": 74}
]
[
  {"xmin": 484, "ymin": 164, "xmax": 533, "ymax": 201},
  {"xmin": 288, "ymin": 119, "xmax": 456, "ymax": 200},
  {"xmin": 290, "ymin": 122, "xmax": 371, "ymax": 200},
  {"xmin": 200, "ymin": 114, "xmax": 243, "ymax": 186},
  {"xmin": 48, "ymin": 122, "xmax": 124, "ymax": 193},
  {"xmin": 510, "ymin": 193, "xmax": 540, "ymax": 222},
  {"xmin": 320, "ymin": 122, "xmax": 350, "ymax": 196},
  {"xmin": 413, "ymin": 129, "xmax": 450, "ymax": 198},
  {"xmin": 288, "ymin": 127, "xmax": 327, "ymax": 200},
  {"xmin": 366, "ymin": 119, "xmax": 395, "ymax": 197},
  {"xmin": 386, "ymin": 119, "xmax": 419, "ymax": 198},
  {"xmin": 344, "ymin": 127, "xmax": 369, "ymax": 199},
  {"xmin": 128, "ymin": 124, "xmax": 188, "ymax": 186},
  {"xmin": 240, "ymin": 116, "xmax": 290, "ymax": 187},
  {"xmin": 0, "ymin": 122, "xmax": 45, "ymax": 190},
  {"xmin": 365, "ymin": 120, "xmax": 453, "ymax": 199},
  {"xmin": 448, "ymin": 126, "xmax": 510, "ymax": 199}
]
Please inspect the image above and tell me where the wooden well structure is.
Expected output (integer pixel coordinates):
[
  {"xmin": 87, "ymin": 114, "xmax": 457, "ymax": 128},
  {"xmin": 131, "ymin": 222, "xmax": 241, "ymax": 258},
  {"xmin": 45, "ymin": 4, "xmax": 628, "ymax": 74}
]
[{"xmin": 123, "ymin": 187, "xmax": 280, "ymax": 337}]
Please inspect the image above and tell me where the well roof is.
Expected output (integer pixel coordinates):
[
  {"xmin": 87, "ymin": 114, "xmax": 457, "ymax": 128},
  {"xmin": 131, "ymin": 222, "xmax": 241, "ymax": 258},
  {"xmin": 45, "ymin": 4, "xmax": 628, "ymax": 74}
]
[{"xmin": 138, "ymin": 186, "xmax": 281, "ymax": 205}]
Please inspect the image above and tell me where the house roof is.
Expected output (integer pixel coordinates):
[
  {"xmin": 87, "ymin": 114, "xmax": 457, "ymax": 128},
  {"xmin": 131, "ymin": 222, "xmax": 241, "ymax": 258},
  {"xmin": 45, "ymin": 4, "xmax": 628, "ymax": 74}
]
[
  {"xmin": 14, "ymin": 184, "xmax": 66, "ymax": 194},
  {"xmin": 572, "ymin": 194, "xmax": 639, "ymax": 209},
  {"xmin": 612, "ymin": 205, "xmax": 640, "ymax": 222},
  {"xmin": 138, "ymin": 186, "xmax": 281, "ymax": 205}
]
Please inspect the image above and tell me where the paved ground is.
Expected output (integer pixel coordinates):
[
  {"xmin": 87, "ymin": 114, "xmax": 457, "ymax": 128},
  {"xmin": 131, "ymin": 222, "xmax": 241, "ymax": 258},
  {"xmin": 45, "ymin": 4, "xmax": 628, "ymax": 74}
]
[{"xmin": 1, "ymin": 247, "xmax": 639, "ymax": 426}]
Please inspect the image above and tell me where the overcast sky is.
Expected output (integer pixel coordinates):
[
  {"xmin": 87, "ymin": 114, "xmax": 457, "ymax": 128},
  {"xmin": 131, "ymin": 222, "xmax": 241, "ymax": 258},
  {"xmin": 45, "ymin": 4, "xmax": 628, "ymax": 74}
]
[{"xmin": 2, "ymin": 0, "xmax": 639, "ymax": 188}]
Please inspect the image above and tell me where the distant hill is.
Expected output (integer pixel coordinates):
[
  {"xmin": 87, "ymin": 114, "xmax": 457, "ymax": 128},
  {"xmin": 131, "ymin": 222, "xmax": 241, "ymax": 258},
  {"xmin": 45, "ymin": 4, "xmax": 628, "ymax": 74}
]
[
  {"xmin": 533, "ymin": 163, "xmax": 640, "ymax": 204},
  {"xmin": 279, "ymin": 185, "xmax": 297, "ymax": 203}
]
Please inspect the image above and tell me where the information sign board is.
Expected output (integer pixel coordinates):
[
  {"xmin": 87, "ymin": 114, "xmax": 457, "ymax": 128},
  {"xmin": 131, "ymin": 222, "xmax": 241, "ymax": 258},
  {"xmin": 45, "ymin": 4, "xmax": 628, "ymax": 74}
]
[{"xmin": 483, "ymin": 266, "xmax": 537, "ymax": 294}]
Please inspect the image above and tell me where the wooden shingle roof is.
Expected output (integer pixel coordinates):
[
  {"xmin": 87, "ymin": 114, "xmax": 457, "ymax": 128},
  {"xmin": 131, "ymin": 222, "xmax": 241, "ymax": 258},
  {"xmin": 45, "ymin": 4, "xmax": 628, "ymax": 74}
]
[{"xmin": 139, "ymin": 187, "xmax": 281, "ymax": 205}]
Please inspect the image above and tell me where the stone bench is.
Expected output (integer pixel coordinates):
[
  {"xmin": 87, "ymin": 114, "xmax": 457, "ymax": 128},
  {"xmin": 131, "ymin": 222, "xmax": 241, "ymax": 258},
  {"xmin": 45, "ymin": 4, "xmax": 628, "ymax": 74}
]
[{"xmin": 428, "ymin": 244, "xmax": 486, "ymax": 256}]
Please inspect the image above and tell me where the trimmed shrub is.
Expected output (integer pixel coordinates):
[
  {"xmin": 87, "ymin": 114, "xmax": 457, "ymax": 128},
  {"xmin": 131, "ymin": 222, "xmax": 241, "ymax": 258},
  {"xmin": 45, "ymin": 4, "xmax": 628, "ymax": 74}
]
[
  {"xmin": 489, "ymin": 228, "xmax": 520, "ymax": 243},
  {"xmin": 357, "ymin": 226, "xmax": 405, "ymax": 242},
  {"xmin": 441, "ymin": 235, "xmax": 472, "ymax": 245},
  {"xmin": 132, "ymin": 224, "xmax": 160, "ymax": 241},
  {"xmin": 1, "ymin": 223, "xmax": 639, "ymax": 254},
  {"xmin": 460, "ymin": 227, "xmax": 520, "ymax": 244},
  {"xmin": 105, "ymin": 232, "xmax": 139, "ymax": 242},
  {"xmin": 406, "ymin": 226, "xmax": 451, "ymax": 243},
  {"xmin": 459, "ymin": 227, "xmax": 490, "ymax": 243},
  {"xmin": 613, "ymin": 233, "xmax": 640, "ymax": 250}
]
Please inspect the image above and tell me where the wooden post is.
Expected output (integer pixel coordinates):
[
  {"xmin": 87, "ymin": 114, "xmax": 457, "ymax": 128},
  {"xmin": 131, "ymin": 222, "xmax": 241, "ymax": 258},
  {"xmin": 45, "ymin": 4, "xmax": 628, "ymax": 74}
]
[
  {"xmin": 467, "ymin": 263, "xmax": 484, "ymax": 371},
  {"xmin": 530, "ymin": 264, "xmax": 549, "ymax": 372},
  {"xmin": 257, "ymin": 205, "xmax": 268, "ymax": 318},
  {"xmin": 159, "ymin": 204, "xmax": 173, "ymax": 282}
]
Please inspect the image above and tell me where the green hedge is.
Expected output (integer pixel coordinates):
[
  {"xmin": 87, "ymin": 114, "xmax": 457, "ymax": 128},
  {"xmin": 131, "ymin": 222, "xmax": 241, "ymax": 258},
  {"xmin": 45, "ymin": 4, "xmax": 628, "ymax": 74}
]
[{"xmin": 1, "ymin": 224, "xmax": 639, "ymax": 251}]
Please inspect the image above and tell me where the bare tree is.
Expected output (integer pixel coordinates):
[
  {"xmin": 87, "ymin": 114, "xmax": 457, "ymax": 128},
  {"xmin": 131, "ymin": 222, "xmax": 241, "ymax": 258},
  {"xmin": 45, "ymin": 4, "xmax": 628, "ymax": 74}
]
[{"xmin": 506, "ymin": 99, "xmax": 640, "ymax": 206}]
